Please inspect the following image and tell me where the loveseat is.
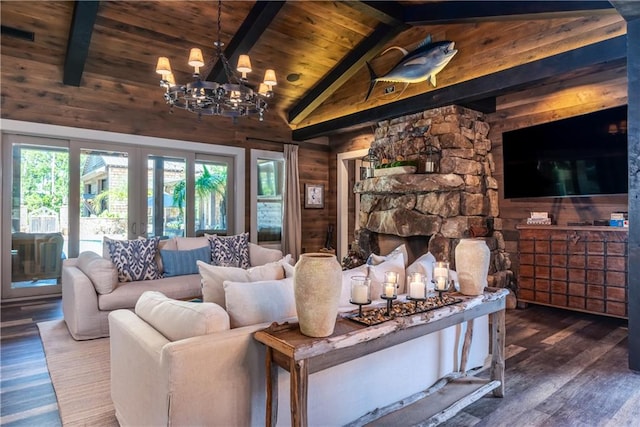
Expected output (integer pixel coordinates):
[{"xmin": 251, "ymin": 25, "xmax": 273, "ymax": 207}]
[
  {"xmin": 108, "ymin": 248, "xmax": 490, "ymax": 426},
  {"xmin": 63, "ymin": 235, "xmax": 284, "ymax": 340}
]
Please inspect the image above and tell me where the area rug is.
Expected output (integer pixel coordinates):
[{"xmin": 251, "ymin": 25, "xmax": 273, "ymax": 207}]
[{"xmin": 37, "ymin": 320, "xmax": 118, "ymax": 427}]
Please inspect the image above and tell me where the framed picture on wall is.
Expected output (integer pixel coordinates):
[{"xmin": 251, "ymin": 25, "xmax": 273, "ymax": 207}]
[{"xmin": 305, "ymin": 183, "xmax": 324, "ymax": 209}]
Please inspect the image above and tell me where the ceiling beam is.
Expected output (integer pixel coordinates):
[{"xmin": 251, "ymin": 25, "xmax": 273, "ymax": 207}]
[
  {"xmin": 288, "ymin": 22, "xmax": 409, "ymax": 125},
  {"xmin": 63, "ymin": 1, "xmax": 99, "ymax": 86},
  {"xmin": 403, "ymin": 1, "xmax": 616, "ymax": 25},
  {"xmin": 292, "ymin": 35, "xmax": 627, "ymax": 141},
  {"xmin": 346, "ymin": 1, "xmax": 406, "ymax": 27},
  {"xmin": 610, "ymin": 0, "xmax": 640, "ymax": 21},
  {"xmin": 206, "ymin": 1, "xmax": 285, "ymax": 83}
]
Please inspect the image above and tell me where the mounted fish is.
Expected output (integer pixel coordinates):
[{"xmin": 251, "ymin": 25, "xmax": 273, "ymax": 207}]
[{"xmin": 365, "ymin": 35, "xmax": 458, "ymax": 101}]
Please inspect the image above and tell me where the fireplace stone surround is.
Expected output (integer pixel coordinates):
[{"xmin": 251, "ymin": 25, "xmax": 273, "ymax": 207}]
[{"xmin": 352, "ymin": 105, "xmax": 515, "ymax": 295}]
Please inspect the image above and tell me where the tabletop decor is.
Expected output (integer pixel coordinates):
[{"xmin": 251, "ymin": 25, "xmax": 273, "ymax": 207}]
[
  {"xmin": 349, "ymin": 275, "xmax": 372, "ymax": 317},
  {"xmin": 345, "ymin": 294, "xmax": 462, "ymax": 326},
  {"xmin": 293, "ymin": 252, "xmax": 342, "ymax": 337},
  {"xmin": 455, "ymin": 238, "xmax": 490, "ymax": 295}
]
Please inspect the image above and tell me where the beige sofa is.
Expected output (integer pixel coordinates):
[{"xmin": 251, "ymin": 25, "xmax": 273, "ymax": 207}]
[
  {"xmin": 108, "ymin": 265, "xmax": 490, "ymax": 426},
  {"xmin": 62, "ymin": 236, "xmax": 283, "ymax": 340}
]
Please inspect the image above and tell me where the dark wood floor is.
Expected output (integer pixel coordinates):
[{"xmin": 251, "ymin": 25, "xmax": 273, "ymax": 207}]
[{"xmin": 1, "ymin": 297, "xmax": 638, "ymax": 426}]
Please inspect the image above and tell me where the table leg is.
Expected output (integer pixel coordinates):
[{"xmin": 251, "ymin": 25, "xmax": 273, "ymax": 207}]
[
  {"xmin": 289, "ymin": 358, "xmax": 308, "ymax": 427},
  {"xmin": 459, "ymin": 319, "xmax": 474, "ymax": 374},
  {"xmin": 266, "ymin": 347, "xmax": 278, "ymax": 427},
  {"xmin": 490, "ymin": 308, "xmax": 505, "ymax": 397}
]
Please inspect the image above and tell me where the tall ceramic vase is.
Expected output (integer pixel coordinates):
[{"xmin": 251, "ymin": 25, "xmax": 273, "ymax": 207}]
[
  {"xmin": 294, "ymin": 253, "xmax": 342, "ymax": 337},
  {"xmin": 455, "ymin": 238, "xmax": 490, "ymax": 296}
]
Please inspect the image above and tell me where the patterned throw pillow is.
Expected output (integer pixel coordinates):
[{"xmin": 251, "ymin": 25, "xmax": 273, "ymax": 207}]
[
  {"xmin": 208, "ymin": 233, "xmax": 250, "ymax": 269},
  {"xmin": 107, "ymin": 237, "xmax": 162, "ymax": 282}
]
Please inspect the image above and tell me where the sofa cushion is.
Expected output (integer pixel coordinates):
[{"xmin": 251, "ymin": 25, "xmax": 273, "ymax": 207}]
[
  {"xmin": 198, "ymin": 260, "xmax": 285, "ymax": 309},
  {"xmin": 106, "ymin": 237, "xmax": 162, "ymax": 282},
  {"xmin": 208, "ymin": 233, "xmax": 250, "ymax": 268},
  {"xmin": 175, "ymin": 236, "xmax": 209, "ymax": 250},
  {"xmin": 98, "ymin": 274, "xmax": 202, "ymax": 311},
  {"xmin": 135, "ymin": 291, "xmax": 229, "ymax": 341},
  {"xmin": 249, "ymin": 243, "xmax": 283, "ymax": 266},
  {"xmin": 76, "ymin": 251, "xmax": 118, "ymax": 295},
  {"xmin": 223, "ymin": 277, "xmax": 296, "ymax": 328},
  {"xmin": 160, "ymin": 246, "xmax": 211, "ymax": 277}
]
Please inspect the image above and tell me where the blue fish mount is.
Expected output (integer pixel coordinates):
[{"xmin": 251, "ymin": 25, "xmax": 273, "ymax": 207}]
[{"xmin": 365, "ymin": 35, "xmax": 458, "ymax": 101}]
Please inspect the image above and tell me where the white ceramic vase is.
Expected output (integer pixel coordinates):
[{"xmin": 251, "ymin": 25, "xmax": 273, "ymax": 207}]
[
  {"xmin": 455, "ymin": 238, "xmax": 490, "ymax": 296},
  {"xmin": 294, "ymin": 253, "xmax": 342, "ymax": 337}
]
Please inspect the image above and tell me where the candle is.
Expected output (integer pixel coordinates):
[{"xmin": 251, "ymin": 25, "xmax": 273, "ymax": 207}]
[
  {"xmin": 434, "ymin": 267, "xmax": 448, "ymax": 278},
  {"xmin": 435, "ymin": 277, "xmax": 448, "ymax": 291},
  {"xmin": 425, "ymin": 160, "xmax": 435, "ymax": 173},
  {"xmin": 385, "ymin": 271, "xmax": 398, "ymax": 284},
  {"xmin": 384, "ymin": 283, "xmax": 395, "ymax": 298},
  {"xmin": 352, "ymin": 284, "xmax": 369, "ymax": 304},
  {"xmin": 409, "ymin": 281, "xmax": 425, "ymax": 299}
]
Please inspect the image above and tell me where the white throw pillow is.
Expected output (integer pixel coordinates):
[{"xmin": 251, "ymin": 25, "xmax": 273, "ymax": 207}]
[
  {"xmin": 367, "ymin": 244, "xmax": 409, "ymax": 268},
  {"xmin": 406, "ymin": 252, "xmax": 437, "ymax": 286},
  {"xmin": 368, "ymin": 249, "xmax": 407, "ymax": 297},
  {"xmin": 224, "ymin": 277, "xmax": 296, "ymax": 328},
  {"xmin": 76, "ymin": 251, "xmax": 118, "ymax": 295},
  {"xmin": 198, "ymin": 260, "xmax": 285, "ymax": 309},
  {"xmin": 135, "ymin": 291, "xmax": 229, "ymax": 341},
  {"xmin": 249, "ymin": 242, "xmax": 284, "ymax": 266}
]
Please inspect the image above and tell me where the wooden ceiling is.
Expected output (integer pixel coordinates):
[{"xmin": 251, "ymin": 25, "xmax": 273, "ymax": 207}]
[{"xmin": 0, "ymin": 1, "xmax": 629, "ymax": 142}]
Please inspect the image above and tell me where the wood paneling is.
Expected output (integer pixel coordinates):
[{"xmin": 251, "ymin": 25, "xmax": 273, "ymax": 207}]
[{"xmin": 300, "ymin": 14, "xmax": 625, "ymax": 129}]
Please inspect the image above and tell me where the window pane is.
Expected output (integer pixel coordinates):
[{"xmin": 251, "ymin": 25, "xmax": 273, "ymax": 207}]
[
  {"xmin": 256, "ymin": 158, "xmax": 284, "ymax": 244},
  {"xmin": 194, "ymin": 160, "xmax": 229, "ymax": 235},
  {"xmin": 147, "ymin": 156, "xmax": 186, "ymax": 238}
]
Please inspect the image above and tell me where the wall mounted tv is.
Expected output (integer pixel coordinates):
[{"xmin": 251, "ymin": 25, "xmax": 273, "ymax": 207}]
[{"xmin": 502, "ymin": 105, "xmax": 628, "ymax": 199}]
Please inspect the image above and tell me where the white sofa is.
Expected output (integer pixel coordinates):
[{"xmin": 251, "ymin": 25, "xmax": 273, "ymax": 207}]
[
  {"xmin": 109, "ymin": 286, "xmax": 490, "ymax": 426},
  {"xmin": 63, "ymin": 236, "xmax": 283, "ymax": 340}
]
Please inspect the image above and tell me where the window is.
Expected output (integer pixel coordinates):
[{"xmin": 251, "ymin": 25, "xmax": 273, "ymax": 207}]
[{"xmin": 251, "ymin": 150, "xmax": 284, "ymax": 248}]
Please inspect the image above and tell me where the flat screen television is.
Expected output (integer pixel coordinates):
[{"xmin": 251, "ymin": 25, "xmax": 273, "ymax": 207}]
[{"xmin": 502, "ymin": 105, "xmax": 628, "ymax": 199}]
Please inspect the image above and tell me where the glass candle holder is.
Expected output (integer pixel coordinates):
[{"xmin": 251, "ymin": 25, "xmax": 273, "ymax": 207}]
[
  {"xmin": 382, "ymin": 281, "xmax": 397, "ymax": 298},
  {"xmin": 350, "ymin": 276, "xmax": 371, "ymax": 304},
  {"xmin": 407, "ymin": 272, "xmax": 426, "ymax": 300},
  {"xmin": 433, "ymin": 261, "xmax": 450, "ymax": 292},
  {"xmin": 384, "ymin": 271, "xmax": 398, "ymax": 285}
]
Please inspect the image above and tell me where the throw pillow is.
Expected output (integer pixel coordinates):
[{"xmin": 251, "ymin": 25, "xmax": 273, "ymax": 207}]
[
  {"xmin": 156, "ymin": 237, "xmax": 178, "ymax": 274},
  {"xmin": 175, "ymin": 236, "xmax": 209, "ymax": 250},
  {"xmin": 249, "ymin": 242, "xmax": 283, "ymax": 266},
  {"xmin": 135, "ymin": 291, "xmax": 229, "ymax": 341},
  {"xmin": 197, "ymin": 260, "xmax": 285, "ymax": 309},
  {"xmin": 367, "ymin": 244, "xmax": 409, "ymax": 268},
  {"xmin": 76, "ymin": 251, "xmax": 118, "ymax": 294},
  {"xmin": 208, "ymin": 233, "xmax": 250, "ymax": 269},
  {"xmin": 406, "ymin": 252, "xmax": 437, "ymax": 284},
  {"xmin": 367, "ymin": 248, "xmax": 407, "ymax": 297},
  {"xmin": 106, "ymin": 237, "xmax": 162, "ymax": 282},
  {"xmin": 160, "ymin": 246, "xmax": 211, "ymax": 277},
  {"xmin": 223, "ymin": 277, "xmax": 296, "ymax": 328}
]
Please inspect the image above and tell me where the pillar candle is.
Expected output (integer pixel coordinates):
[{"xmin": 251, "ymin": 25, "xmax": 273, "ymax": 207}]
[
  {"xmin": 409, "ymin": 281, "xmax": 425, "ymax": 299},
  {"xmin": 351, "ymin": 284, "xmax": 369, "ymax": 304}
]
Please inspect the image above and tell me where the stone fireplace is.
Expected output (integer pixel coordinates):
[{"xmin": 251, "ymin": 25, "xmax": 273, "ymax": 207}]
[{"xmin": 353, "ymin": 105, "xmax": 514, "ymax": 293}]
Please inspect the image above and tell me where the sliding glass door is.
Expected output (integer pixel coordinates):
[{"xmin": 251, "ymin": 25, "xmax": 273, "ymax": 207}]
[
  {"xmin": 3, "ymin": 137, "xmax": 68, "ymax": 298},
  {"xmin": 2, "ymin": 134, "xmax": 237, "ymax": 300}
]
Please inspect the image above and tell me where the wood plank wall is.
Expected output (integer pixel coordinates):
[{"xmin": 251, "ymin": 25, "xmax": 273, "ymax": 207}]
[{"xmin": 487, "ymin": 66, "xmax": 629, "ymax": 278}]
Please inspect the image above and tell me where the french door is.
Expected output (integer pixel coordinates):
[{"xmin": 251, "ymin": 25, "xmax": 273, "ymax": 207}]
[{"xmin": 2, "ymin": 136, "xmax": 235, "ymax": 300}]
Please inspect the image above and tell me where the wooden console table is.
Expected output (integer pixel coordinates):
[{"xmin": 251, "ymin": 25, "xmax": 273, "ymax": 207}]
[{"xmin": 254, "ymin": 288, "xmax": 508, "ymax": 427}]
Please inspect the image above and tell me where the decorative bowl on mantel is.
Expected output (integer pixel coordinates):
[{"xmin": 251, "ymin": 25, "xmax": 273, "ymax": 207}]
[{"xmin": 373, "ymin": 165, "xmax": 417, "ymax": 177}]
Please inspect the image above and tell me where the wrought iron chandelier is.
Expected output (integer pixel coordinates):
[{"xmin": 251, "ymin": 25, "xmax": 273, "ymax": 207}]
[{"xmin": 155, "ymin": 0, "xmax": 276, "ymax": 121}]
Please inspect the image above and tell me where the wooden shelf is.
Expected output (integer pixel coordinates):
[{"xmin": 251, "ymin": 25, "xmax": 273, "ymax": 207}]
[{"xmin": 349, "ymin": 374, "xmax": 501, "ymax": 427}]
